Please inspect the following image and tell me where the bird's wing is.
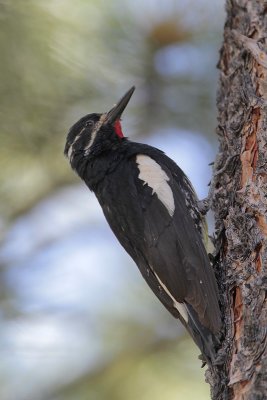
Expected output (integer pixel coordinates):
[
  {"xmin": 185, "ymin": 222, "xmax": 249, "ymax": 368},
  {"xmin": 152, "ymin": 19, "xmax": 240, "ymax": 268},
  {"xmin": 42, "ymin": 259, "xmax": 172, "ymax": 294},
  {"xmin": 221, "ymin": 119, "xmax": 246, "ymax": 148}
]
[{"xmin": 96, "ymin": 152, "xmax": 220, "ymax": 334}]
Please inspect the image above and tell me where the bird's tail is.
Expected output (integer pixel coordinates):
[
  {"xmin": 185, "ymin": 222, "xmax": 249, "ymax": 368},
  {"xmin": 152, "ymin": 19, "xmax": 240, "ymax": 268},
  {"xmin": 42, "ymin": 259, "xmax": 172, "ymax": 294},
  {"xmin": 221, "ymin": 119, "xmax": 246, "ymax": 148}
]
[{"xmin": 184, "ymin": 303, "xmax": 220, "ymax": 365}]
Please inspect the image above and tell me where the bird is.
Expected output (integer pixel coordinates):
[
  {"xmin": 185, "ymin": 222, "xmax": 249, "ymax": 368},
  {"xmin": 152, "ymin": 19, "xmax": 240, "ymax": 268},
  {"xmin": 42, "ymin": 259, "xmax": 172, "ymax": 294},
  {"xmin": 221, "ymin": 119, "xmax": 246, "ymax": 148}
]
[{"xmin": 64, "ymin": 86, "xmax": 221, "ymax": 364}]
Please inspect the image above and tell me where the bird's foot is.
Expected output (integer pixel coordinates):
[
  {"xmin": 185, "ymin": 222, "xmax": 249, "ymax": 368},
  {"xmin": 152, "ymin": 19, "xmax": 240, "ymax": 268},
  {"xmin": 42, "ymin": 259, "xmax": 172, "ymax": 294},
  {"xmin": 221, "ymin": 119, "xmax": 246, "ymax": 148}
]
[{"xmin": 198, "ymin": 197, "xmax": 211, "ymax": 215}]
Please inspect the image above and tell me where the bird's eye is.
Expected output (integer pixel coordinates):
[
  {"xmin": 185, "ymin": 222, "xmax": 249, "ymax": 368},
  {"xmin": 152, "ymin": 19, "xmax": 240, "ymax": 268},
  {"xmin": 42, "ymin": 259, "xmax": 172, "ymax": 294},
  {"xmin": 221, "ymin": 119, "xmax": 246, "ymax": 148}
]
[{"xmin": 85, "ymin": 120, "xmax": 94, "ymax": 128}]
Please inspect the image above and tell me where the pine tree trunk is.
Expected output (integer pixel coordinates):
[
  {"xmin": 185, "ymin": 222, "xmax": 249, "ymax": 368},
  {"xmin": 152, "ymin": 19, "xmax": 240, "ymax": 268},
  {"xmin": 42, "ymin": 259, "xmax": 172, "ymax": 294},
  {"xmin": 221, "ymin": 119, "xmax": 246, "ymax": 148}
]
[{"xmin": 207, "ymin": 1, "xmax": 267, "ymax": 399}]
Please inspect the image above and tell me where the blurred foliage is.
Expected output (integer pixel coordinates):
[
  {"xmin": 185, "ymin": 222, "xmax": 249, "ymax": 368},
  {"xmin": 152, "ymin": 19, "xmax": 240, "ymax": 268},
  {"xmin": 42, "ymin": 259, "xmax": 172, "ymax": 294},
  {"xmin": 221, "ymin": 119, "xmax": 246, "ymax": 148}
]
[
  {"xmin": 50, "ymin": 337, "xmax": 209, "ymax": 400},
  {"xmin": 0, "ymin": 1, "xmax": 224, "ymax": 399}
]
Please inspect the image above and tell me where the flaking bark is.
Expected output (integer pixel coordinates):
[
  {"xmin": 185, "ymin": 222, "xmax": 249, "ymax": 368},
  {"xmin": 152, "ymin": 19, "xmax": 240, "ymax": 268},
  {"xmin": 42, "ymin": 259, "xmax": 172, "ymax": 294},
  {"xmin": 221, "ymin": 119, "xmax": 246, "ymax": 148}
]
[{"xmin": 207, "ymin": 1, "xmax": 267, "ymax": 399}]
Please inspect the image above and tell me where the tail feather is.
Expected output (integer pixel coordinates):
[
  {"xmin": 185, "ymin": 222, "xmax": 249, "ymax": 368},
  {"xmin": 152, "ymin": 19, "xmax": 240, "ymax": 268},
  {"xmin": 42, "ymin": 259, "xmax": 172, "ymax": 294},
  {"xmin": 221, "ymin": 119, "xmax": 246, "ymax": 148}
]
[{"xmin": 184, "ymin": 303, "xmax": 220, "ymax": 364}]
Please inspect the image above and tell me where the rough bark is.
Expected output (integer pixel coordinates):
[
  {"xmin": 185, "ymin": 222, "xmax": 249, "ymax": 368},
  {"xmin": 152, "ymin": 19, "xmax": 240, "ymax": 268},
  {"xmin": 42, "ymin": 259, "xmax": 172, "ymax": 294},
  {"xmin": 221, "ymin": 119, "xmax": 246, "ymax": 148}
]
[{"xmin": 207, "ymin": 1, "xmax": 267, "ymax": 399}]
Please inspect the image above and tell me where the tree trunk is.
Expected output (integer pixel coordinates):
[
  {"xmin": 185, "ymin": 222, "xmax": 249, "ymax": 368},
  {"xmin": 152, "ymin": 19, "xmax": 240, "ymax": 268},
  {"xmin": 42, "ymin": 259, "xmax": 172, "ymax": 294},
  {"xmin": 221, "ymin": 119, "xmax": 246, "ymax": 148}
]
[{"xmin": 207, "ymin": 1, "xmax": 267, "ymax": 399}]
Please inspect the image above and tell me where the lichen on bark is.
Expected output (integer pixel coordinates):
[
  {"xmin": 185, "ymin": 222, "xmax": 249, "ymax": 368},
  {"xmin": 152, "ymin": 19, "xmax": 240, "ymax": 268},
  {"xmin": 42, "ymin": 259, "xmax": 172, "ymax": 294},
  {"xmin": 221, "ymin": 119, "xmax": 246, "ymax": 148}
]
[{"xmin": 207, "ymin": 1, "xmax": 267, "ymax": 399}]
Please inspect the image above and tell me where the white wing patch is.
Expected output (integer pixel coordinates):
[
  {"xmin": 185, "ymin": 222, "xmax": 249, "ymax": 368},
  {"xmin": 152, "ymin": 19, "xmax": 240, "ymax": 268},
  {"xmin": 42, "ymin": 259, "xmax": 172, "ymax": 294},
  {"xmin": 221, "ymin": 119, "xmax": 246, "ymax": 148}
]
[
  {"xmin": 136, "ymin": 154, "xmax": 175, "ymax": 217},
  {"xmin": 153, "ymin": 271, "xmax": 188, "ymax": 322}
]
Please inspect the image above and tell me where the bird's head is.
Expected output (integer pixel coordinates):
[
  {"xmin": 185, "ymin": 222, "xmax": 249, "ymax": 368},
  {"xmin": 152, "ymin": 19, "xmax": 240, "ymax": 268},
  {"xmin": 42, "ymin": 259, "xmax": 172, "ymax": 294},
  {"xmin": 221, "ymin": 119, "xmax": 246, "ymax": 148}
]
[{"xmin": 64, "ymin": 86, "xmax": 135, "ymax": 163}]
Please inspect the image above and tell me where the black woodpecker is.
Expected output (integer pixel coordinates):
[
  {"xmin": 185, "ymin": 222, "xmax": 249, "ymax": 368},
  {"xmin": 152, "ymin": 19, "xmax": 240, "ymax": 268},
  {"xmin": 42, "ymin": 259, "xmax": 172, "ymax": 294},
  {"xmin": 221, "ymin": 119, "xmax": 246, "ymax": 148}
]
[{"xmin": 64, "ymin": 87, "xmax": 221, "ymax": 364}]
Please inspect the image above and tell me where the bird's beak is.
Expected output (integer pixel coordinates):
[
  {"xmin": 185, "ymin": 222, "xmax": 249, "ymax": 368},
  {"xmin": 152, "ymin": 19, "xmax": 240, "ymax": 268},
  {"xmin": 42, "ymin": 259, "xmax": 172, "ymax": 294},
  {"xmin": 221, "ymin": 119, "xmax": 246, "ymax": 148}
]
[{"xmin": 105, "ymin": 86, "xmax": 135, "ymax": 125}]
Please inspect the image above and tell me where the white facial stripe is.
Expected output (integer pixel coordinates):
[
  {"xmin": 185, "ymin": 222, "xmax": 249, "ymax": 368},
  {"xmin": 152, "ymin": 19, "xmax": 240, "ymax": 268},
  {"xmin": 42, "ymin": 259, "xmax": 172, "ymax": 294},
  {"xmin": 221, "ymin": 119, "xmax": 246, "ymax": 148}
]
[
  {"xmin": 67, "ymin": 144, "xmax": 73, "ymax": 159},
  {"xmin": 84, "ymin": 129, "xmax": 98, "ymax": 155},
  {"xmin": 153, "ymin": 271, "xmax": 188, "ymax": 322},
  {"xmin": 84, "ymin": 114, "xmax": 107, "ymax": 155},
  {"xmin": 136, "ymin": 155, "xmax": 175, "ymax": 217},
  {"xmin": 67, "ymin": 127, "xmax": 86, "ymax": 160}
]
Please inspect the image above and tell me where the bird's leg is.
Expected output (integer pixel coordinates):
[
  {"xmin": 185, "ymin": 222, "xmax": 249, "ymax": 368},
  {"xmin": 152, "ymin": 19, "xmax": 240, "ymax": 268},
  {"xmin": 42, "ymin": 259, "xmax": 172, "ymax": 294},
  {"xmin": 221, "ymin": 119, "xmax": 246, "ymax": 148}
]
[
  {"xmin": 198, "ymin": 159, "xmax": 215, "ymax": 215},
  {"xmin": 198, "ymin": 195, "xmax": 212, "ymax": 215},
  {"xmin": 198, "ymin": 176, "xmax": 214, "ymax": 215},
  {"xmin": 198, "ymin": 154, "xmax": 238, "ymax": 215}
]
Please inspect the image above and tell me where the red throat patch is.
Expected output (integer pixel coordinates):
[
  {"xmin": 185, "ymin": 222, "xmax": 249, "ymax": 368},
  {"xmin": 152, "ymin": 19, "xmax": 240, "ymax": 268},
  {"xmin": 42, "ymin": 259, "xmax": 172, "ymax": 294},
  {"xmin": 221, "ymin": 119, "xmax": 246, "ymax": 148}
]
[{"xmin": 114, "ymin": 119, "xmax": 124, "ymax": 138}]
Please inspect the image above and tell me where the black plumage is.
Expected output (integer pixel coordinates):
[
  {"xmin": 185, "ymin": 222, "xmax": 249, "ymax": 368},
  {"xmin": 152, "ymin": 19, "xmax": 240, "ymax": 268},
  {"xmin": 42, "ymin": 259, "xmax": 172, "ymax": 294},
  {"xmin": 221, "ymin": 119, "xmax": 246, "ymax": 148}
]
[{"xmin": 64, "ymin": 87, "xmax": 221, "ymax": 364}]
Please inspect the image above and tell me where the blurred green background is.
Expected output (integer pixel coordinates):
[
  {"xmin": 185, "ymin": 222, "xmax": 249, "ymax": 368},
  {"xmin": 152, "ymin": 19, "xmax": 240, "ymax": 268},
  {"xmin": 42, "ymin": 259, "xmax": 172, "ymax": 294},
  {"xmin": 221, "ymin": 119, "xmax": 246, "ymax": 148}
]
[{"xmin": 0, "ymin": 1, "xmax": 224, "ymax": 399}]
